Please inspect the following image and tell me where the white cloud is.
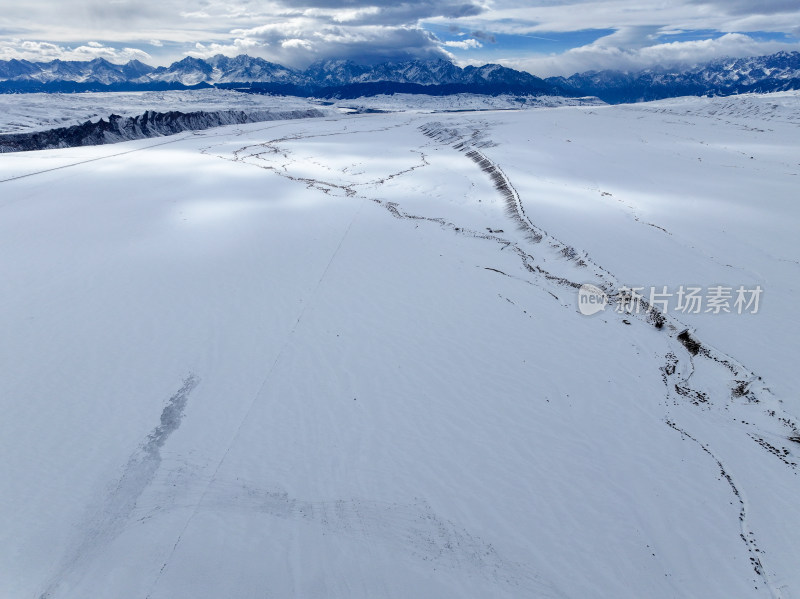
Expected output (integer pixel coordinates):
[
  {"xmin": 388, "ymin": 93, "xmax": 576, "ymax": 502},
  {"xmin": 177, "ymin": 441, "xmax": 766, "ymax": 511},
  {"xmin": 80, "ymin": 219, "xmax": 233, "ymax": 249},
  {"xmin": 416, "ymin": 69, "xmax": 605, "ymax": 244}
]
[
  {"xmin": 227, "ymin": 20, "xmax": 449, "ymax": 66},
  {"xmin": 434, "ymin": 0, "xmax": 800, "ymax": 36},
  {"xmin": 187, "ymin": 38, "xmax": 264, "ymax": 60},
  {"xmin": 302, "ymin": 7, "xmax": 382, "ymax": 24},
  {"xmin": 443, "ymin": 38, "xmax": 483, "ymax": 49},
  {"xmin": 0, "ymin": 40, "xmax": 153, "ymax": 63},
  {"xmin": 0, "ymin": 0, "xmax": 484, "ymax": 66},
  {"xmin": 488, "ymin": 33, "xmax": 800, "ymax": 77},
  {"xmin": 281, "ymin": 38, "xmax": 314, "ymax": 50}
]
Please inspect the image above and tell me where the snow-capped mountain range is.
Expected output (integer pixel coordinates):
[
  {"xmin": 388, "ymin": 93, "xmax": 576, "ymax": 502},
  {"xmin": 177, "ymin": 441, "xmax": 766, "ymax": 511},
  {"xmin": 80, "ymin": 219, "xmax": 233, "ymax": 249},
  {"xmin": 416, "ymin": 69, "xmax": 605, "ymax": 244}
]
[
  {"xmin": 0, "ymin": 55, "xmax": 552, "ymax": 90},
  {"xmin": 0, "ymin": 51, "xmax": 799, "ymax": 102},
  {"xmin": 550, "ymin": 51, "xmax": 800, "ymax": 102},
  {"xmin": 0, "ymin": 57, "xmax": 156, "ymax": 85}
]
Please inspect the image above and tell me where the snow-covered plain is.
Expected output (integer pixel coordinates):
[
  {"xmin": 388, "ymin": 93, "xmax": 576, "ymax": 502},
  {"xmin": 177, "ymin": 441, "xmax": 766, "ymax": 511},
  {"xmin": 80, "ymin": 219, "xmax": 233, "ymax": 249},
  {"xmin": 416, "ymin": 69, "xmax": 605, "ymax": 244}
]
[
  {"xmin": 1, "ymin": 92, "xmax": 799, "ymax": 599},
  {"xmin": 0, "ymin": 90, "xmax": 326, "ymax": 134},
  {"xmin": 0, "ymin": 89, "xmax": 603, "ymax": 135}
]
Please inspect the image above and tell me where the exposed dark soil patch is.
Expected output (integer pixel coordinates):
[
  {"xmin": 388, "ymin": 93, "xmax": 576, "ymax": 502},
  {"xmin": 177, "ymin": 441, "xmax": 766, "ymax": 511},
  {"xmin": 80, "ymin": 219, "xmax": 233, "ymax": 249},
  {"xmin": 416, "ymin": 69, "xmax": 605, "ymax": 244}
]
[{"xmin": 677, "ymin": 330, "xmax": 702, "ymax": 355}]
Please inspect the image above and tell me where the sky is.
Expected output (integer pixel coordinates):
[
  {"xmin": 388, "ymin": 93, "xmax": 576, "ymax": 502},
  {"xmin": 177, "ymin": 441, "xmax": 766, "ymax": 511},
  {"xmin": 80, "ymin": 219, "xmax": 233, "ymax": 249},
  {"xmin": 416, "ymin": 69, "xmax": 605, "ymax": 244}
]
[{"xmin": 0, "ymin": 0, "xmax": 799, "ymax": 76}]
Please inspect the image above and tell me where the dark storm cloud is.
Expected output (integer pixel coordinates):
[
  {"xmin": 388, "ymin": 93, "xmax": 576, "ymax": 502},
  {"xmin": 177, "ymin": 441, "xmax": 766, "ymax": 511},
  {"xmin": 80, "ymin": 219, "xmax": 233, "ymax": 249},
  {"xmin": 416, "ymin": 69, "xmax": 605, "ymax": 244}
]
[
  {"xmin": 471, "ymin": 30, "xmax": 497, "ymax": 43},
  {"xmin": 686, "ymin": 0, "xmax": 800, "ymax": 16}
]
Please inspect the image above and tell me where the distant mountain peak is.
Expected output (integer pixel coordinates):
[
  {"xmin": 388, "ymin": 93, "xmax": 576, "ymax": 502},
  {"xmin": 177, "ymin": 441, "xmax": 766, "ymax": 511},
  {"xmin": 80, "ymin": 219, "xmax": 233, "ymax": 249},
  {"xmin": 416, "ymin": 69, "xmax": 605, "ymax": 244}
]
[{"xmin": 546, "ymin": 51, "xmax": 800, "ymax": 103}]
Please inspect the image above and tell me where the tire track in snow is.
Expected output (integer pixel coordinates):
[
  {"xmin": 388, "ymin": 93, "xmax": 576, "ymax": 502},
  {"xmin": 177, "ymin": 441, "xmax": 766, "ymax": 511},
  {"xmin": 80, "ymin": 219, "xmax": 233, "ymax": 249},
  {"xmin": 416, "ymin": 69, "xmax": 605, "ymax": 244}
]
[
  {"xmin": 0, "ymin": 136, "xmax": 192, "ymax": 187},
  {"xmin": 419, "ymin": 122, "xmax": 619, "ymax": 292},
  {"xmin": 145, "ymin": 198, "xmax": 367, "ymax": 599},
  {"xmin": 208, "ymin": 116, "xmax": 800, "ymax": 473},
  {"xmin": 420, "ymin": 119, "xmax": 800, "ymax": 468},
  {"xmin": 214, "ymin": 117, "xmax": 800, "ymax": 468},
  {"xmin": 664, "ymin": 419, "xmax": 781, "ymax": 598},
  {"xmin": 199, "ymin": 115, "xmax": 798, "ymax": 594},
  {"xmin": 199, "ymin": 118, "xmax": 418, "ymax": 198},
  {"xmin": 145, "ymin": 121, "xmax": 569, "ymax": 598},
  {"xmin": 418, "ymin": 119, "xmax": 799, "ymax": 593},
  {"xmin": 39, "ymin": 374, "xmax": 199, "ymax": 599},
  {"xmin": 147, "ymin": 479, "xmax": 568, "ymax": 598}
]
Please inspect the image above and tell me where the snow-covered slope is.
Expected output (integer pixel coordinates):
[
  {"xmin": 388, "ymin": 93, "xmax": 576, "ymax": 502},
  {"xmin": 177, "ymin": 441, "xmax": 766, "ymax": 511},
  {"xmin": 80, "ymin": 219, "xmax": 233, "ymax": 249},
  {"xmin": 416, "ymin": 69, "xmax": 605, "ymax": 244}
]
[
  {"xmin": 1, "ymin": 93, "xmax": 798, "ymax": 599},
  {"xmin": 0, "ymin": 89, "xmax": 323, "ymax": 134},
  {"xmin": 334, "ymin": 92, "xmax": 603, "ymax": 113},
  {"xmin": 0, "ymin": 109, "xmax": 329, "ymax": 153},
  {"xmin": 0, "ymin": 90, "xmax": 603, "ymax": 150},
  {"xmin": 631, "ymin": 90, "xmax": 800, "ymax": 125}
]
